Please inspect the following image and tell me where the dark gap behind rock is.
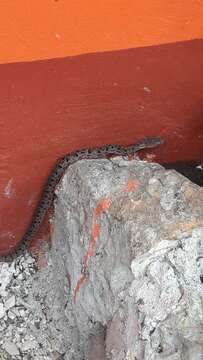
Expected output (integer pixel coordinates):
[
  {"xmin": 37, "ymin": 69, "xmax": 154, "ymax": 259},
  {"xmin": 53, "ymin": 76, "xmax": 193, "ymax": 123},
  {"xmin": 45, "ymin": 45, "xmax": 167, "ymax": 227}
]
[{"xmin": 162, "ymin": 161, "xmax": 203, "ymax": 187}]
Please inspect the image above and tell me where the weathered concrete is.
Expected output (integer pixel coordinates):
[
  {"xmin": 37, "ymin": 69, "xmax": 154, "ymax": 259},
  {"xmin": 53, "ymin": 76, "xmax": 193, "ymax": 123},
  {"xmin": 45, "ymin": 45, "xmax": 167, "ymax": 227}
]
[
  {"xmin": 1, "ymin": 157, "xmax": 203, "ymax": 360},
  {"xmin": 50, "ymin": 157, "xmax": 203, "ymax": 359}
]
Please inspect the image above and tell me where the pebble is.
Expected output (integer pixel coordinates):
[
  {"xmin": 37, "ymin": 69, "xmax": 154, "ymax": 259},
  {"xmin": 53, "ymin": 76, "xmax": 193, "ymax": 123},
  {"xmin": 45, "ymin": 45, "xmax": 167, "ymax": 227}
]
[
  {"xmin": 4, "ymin": 341, "xmax": 20, "ymax": 356},
  {"xmin": 0, "ymin": 303, "xmax": 5, "ymax": 319},
  {"xmin": 21, "ymin": 339, "xmax": 36, "ymax": 351},
  {"xmin": 4, "ymin": 295, "xmax": 15, "ymax": 310},
  {"xmin": 7, "ymin": 310, "xmax": 16, "ymax": 320}
]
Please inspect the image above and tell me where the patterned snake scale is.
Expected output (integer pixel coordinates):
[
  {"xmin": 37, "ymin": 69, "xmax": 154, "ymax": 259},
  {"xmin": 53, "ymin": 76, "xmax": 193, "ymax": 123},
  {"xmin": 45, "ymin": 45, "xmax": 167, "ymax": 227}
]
[{"xmin": 1, "ymin": 136, "xmax": 164, "ymax": 262}]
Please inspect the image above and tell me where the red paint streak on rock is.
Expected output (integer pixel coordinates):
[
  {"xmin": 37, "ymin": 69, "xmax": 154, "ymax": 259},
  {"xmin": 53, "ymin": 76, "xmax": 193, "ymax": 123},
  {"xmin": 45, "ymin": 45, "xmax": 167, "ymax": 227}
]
[
  {"xmin": 93, "ymin": 198, "xmax": 112, "ymax": 219},
  {"xmin": 84, "ymin": 198, "xmax": 111, "ymax": 265},
  {"xmin": 73, "ymin": 274, "xmax": 86, "ymax": 304},
  {"xmin": 123, "ymin": 179, "xmax": 140, "ymax": 192},
  {"xmin": 73, "ymin": 197, "xmax": 111, "ymax": 302},
  {"xmin": 91, "ymin": 223, "xmax": 101, "ymax": 240}
]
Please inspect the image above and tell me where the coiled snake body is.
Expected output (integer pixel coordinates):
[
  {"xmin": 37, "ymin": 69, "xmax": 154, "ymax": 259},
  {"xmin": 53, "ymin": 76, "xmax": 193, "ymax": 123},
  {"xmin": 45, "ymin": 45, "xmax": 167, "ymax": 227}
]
[{"xmin": 1, "ymin": 137, "xmax": 163, "ymax": 262}]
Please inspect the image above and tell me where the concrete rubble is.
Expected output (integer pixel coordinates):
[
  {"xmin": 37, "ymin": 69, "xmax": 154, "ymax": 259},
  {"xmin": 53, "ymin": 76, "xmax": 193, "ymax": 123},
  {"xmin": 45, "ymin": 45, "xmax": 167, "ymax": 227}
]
[{"xmin": 0, "ymin": 157, "xmax": 203, "ymax": 359}]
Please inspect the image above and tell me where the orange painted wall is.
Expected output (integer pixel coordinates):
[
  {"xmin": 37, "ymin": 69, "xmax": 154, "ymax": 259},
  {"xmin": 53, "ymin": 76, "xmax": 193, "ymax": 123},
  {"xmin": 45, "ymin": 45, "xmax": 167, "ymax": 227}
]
[{"xmin": 0, "ymin": 1, "xmax": 202, "ymax": 64}]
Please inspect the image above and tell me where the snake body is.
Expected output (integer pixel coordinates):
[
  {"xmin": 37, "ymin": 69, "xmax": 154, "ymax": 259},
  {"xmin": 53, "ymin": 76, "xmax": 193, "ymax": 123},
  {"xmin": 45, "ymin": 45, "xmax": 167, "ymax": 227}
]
[{"xmin": 1, "ymin": 136, "xmax": 163, "ymax": 262}]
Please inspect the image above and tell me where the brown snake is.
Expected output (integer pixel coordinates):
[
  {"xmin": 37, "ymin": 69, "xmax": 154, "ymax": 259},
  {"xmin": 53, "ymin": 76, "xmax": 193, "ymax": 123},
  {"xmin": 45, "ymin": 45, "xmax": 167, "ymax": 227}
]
[{"xmin": 0, "ymin": 136, "xmax": 164, "ymax": 262}]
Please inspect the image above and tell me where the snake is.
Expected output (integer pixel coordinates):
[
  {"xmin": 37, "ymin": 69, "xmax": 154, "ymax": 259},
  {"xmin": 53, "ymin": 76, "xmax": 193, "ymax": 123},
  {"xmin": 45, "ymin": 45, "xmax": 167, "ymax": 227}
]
[{"xmin": 0, "ymin": 136, "xmax": 164, "ymax": 263}]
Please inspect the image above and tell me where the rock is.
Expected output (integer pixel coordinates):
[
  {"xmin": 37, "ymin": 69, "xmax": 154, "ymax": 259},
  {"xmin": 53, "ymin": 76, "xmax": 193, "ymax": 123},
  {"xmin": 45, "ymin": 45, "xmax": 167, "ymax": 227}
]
[
  {"xmin": 4, "ymin": 295, "xmax": 15, "ymax": 310},
  {"xmin": 0, "ymin": 252, "xmax": 52, "ymax": 359},
  {"xmin": 4, "ymin": 340, "xmax": 19, "ymax": 356},
  {"xmin": 0, "ymin": 157, "xmax": 203, "ymax": 359},
  {"xmin": 87, "ymin": 328, "xmax": 106, "ymax": 360},
  {"xmin": 0, "ymin": 303, "xmax": 5, "ymax": 319},
  {"xmin": 20, "ymin": 339, "xmax": 36, "ymax": 351},
  {"xmin": 0, "ymin": 263, "xmax": 14, "ymax": 296},
  {"xmin": 51, "ymin": 157, "xmax": 203, "ymax": 359},
  {"xmin": 7, "ymin": 310, "xmax": 16, "ymax": 320}
]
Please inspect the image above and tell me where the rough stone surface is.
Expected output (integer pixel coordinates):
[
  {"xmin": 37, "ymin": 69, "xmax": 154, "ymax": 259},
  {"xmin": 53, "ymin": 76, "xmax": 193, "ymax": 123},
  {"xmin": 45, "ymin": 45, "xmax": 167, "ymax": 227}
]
[
  {"xmin": 51, "ymin": 157, "xmax": 203, "ymax": 359},
  {"xmin": 0, "ymin": 157, "xmax": 203, "ymax": 360},
  {"xmin": 0, "ymin": 253, "xmax": 62, "ymax": 360}
]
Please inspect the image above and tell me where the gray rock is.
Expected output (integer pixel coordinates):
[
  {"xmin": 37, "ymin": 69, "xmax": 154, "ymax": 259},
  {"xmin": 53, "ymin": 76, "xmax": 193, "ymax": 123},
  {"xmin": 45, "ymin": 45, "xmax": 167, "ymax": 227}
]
[
  {"xmin": 4, "ymin": 341, "xmax": 19, "ymax": 356},
  {"xmin": 0, "ymin": 157, "xmax": 203, "ymax": 360},
  {"xmin": 4, "ymin": 295, "xmax": 15, "ymax": 310},
  {"xmin": 51, "ymin": 157, "xmax": 203, "ymax": 359},
  {"xmin": 0, "ymin": 303, "xmax": 5, "ymax": 319}
]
